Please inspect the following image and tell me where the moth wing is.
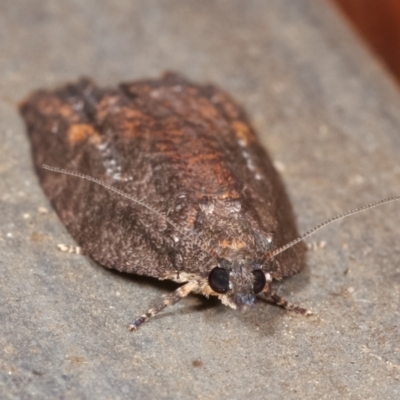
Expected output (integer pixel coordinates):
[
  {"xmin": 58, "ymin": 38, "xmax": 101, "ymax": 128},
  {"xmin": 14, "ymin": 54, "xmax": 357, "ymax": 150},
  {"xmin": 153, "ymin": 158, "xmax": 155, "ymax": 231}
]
[{"xmin": 20, "ymin": 79, "xmax": 177, "ymax": 279}]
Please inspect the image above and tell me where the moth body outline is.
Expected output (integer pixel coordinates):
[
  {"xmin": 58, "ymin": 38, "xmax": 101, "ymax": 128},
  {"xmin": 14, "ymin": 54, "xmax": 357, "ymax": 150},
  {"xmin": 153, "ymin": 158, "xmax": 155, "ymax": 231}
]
[{"xmin": 19, "ymin": 73, "xmax": 334, "ymax": 329}]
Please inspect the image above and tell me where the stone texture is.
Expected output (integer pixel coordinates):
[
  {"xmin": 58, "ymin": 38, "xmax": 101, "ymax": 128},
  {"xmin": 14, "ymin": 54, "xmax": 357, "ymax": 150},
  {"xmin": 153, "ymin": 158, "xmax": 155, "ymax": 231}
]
[{"xmin": 1, "ymin": 1, "xmax": 400, "ymax": 399}]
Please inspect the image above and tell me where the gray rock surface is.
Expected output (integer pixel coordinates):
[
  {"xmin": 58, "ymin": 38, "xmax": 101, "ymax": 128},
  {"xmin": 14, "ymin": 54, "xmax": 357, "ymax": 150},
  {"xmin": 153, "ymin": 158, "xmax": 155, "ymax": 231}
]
[{"xmin": 1, "ymin": 1, "xmax": 400, "ymax": 399}]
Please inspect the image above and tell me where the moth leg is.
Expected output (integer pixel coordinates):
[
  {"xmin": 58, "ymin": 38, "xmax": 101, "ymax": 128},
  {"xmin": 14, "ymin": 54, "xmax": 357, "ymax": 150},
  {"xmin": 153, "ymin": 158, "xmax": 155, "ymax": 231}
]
[
  {"xmin": 264, "ymin": 291, "xmax": 312, "ymax": 316},
  {"xmin": 128, "ymin": 280, "xmax": 199, "ymax": 331}
]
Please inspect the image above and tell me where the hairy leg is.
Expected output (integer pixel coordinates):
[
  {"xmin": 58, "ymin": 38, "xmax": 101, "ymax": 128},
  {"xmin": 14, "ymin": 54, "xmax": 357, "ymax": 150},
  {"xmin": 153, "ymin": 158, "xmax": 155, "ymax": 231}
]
[
  {"xmin": 129, "ymin": 280, "xmax": 199, "ymax": 331},
  {"xmin": 263, "ymin": 291, "xmax": 312, "ymax": 315}
]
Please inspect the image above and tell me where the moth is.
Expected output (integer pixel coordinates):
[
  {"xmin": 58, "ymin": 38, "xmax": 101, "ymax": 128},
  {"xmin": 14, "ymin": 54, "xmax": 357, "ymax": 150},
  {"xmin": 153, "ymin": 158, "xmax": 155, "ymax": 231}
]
[{"xmin": 20, "ymin": 73, "xmax": 399, "ymax": 330}]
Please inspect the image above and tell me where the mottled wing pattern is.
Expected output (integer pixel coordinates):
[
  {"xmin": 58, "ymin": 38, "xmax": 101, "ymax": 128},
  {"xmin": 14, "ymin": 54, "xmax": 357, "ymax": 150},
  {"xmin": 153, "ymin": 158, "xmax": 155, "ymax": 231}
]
[
  {"xmin": 194, "ymin": 83, "xmax": 306, "ymax": 278},
  {"xmin": 20, "ymin": 79, "xmax": 179, "ymax": 278},
  {"xmin": 20, "ymin": 73, "xmax": 305, "ymax": 281}
]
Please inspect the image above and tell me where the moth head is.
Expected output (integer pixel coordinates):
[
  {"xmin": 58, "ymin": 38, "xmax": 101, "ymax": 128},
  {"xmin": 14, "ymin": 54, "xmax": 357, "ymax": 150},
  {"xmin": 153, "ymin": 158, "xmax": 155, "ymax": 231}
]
[{"xmin": 207, "ymin": 260, "xmax": 272, "ymax": 310}]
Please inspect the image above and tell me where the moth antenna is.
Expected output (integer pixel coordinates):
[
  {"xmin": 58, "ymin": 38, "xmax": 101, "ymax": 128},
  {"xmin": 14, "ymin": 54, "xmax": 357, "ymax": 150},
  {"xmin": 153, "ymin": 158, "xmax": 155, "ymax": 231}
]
[
  {"xmin": 42, "ymin": 164, "xmax": 218, "ymax": 261},
  {"xmin": 265, "ymin": 195, "xmax": 400, "ymax": 261}
]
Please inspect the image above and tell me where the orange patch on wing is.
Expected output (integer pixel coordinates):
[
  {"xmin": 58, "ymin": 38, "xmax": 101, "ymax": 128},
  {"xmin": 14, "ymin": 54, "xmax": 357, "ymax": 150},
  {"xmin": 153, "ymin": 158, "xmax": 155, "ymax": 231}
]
[
  {"xmin": 187, "ymin": 153, "xmax": 219, "ymax": 167},
  {"xmin": 68, "ymin": 124, "xmax": 98, "ymax": 144},
  {"xmin": 218, "ymin": 239, "xmax": 246, "ymax": 249},
  {"xmin": 218, "ymin": 191, "xmax": 240, "ymax": 200},
  {"xmin": 232, "ymin": 120, "xmax": 254, "ymax": 146},
  {"xmin": 116, "ymin": 107, "xmax": 154, "ymax": 138},
  {"xmin": 196, "ymin": 98, "xmax": 218, "ymax": 120},
  {"xmin": 123, "ymin": 108, "xmax": 145, "ymax": 120}
]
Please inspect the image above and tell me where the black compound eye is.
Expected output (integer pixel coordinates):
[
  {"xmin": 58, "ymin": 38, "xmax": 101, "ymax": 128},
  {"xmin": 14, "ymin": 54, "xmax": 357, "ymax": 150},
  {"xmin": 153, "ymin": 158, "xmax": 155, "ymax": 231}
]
[
  {"xmin": 208, "ymin": 267, "xmax": 230, "ymax": 293},
  {"xmin": 252, "ymin": 270, "xmax": 266, "ymax": 294}
]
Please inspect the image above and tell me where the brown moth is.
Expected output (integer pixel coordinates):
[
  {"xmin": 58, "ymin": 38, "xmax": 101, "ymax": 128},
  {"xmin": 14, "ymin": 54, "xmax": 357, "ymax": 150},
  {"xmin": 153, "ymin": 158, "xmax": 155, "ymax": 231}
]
[{"xmin": 19, "ymin": 73, "xmax": 400, "ymax": 330}]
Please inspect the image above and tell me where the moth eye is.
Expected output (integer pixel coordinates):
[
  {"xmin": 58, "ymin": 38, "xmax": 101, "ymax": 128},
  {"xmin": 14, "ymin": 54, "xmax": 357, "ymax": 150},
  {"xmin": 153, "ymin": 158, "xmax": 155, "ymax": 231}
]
[
  {"xmin": 208, "ymin": 267, "xmax": 230, "ymax": 293},
  {"xmin": 252, "ymin": 270, "xmax": 266, "ymax": 294}
]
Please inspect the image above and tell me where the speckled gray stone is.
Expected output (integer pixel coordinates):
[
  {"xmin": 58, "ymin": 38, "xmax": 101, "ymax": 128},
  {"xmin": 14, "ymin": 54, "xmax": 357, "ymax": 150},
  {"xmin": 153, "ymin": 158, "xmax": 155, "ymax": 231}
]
[{"xmin": 1, "ymin": 1, "xmax": 400, "ymax": 399}]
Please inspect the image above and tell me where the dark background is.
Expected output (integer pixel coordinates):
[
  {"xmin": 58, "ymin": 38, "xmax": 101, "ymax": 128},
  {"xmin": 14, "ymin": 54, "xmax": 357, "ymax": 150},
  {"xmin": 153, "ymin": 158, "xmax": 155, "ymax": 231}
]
[{"xmin": 334, "ymin": 0, "xmax": 400, "ymax": 84}]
